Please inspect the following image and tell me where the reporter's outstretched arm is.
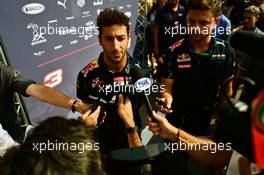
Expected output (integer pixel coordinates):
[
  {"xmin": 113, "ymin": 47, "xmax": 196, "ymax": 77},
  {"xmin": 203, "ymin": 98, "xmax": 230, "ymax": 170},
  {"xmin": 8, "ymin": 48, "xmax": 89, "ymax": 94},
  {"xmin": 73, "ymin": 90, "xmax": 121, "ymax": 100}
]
[
  {"xmin": 118, "ymin": 94, "xmax": 142, "ymax": 147},
  {"xmin": 26, "ymin": 84, "xmax": 91, "ymax": 114},
  {"xmin": 147, "ymin": 111, "xmax": 232, "ymax": 168}
]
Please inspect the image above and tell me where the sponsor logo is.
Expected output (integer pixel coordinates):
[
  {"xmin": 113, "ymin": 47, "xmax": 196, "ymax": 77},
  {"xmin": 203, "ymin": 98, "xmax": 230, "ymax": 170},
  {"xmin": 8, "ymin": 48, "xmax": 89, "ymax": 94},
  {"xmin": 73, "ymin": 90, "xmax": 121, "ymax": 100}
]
[
  {"xmin": 33, "ymin": 51, "xmax": 46, "ymax": 56},
  {"xmin": 76, "ymin": 0, "xmax": 85, "ymax": 8},
  {"xmin": 134, "ymin": 78, "xmax": 153, "ymax": 91},
  {"xmin": 177, "ymin": 54, "xmax": 191, "ymax": 62},
  {"xmin": 93, "ymin": 0, "xmax": 103, "ymax": 6},
  {"xmin": 91, "ymin": 77, "xmax": 104, "ymax": 88},
  {"xmin": 43, "ymin": 69, "xmax": 63, "ymax": 88},
  {"xmin": 57, "ymin": 0, "xmax": 67, "ymax": 10},
  {"xmin": 81, "ymin": 63, "xmax": 97, "ymax": 77},
  {"xmin": 178, "ymin": 64, "xmax": 192, "ymax": 69},
  {"xmin": 212, "ymin": 54, "xmax": 225, "ymax": 60},
  {"xmin": 22, "ymin": 3, "xmax": 45, "ymax": 15},
  {"xmin": 27, "ymin": 23, "xmax": 47, "ymax": 46}
]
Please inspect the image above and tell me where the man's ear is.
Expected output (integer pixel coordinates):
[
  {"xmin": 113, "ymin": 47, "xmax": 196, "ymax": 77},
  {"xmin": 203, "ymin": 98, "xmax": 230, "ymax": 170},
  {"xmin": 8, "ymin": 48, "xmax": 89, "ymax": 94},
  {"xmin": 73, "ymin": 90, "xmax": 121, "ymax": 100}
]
[
  {"xmin": 127, "ymin": 35, "xmax": 131, "ymax": 49},
  {"xmin": 99, "ymin": 37, "xmax": 102, "ymax": 46},
  {"xmin": 256, "ymin": 15, "xmax": 260, "ymax": 22},
  {"xmin": 215, "ymin": 16, "xmax": 221, "ymax": 26}
]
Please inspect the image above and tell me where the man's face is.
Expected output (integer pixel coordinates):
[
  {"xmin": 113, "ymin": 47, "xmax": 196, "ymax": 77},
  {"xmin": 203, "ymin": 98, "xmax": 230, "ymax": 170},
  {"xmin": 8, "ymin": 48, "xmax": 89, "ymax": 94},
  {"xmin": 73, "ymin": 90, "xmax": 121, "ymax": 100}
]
[
  {"xmin": 168, "ymin": 0, "xmax": 179, "ymax": 6},
  {"xmin": 99, "ymin": 25, "xmax": 129, "ymax": 64},
  {"xmin": 243, "ymin": 12, "xmax": 258, "ymax": 30},
  {"xmin": 186, "ymin": 9, "xmax": 218, "ymax": 41}
]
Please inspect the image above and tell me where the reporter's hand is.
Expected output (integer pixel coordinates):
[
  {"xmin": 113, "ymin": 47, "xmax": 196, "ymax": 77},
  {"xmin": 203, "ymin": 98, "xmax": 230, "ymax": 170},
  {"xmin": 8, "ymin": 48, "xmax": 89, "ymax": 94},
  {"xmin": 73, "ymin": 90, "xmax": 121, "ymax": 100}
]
[
  {"xmin": 157, "ymin": 56, "xmax": 164, "ymax": 64},
  {"xmin": 117, "ymin": 94, "xmax": 135, "ymax": 128},
  {"xmin": 80, "ymin": 106, "xmax": 101, "ymax": 127},
  {"xmin": 75, "ymin": 101, "xmax": 92, "ymax": 114},
  {"xmin": 147, "ymin": 111, "xmax": 178, "ymax": 141},
  {"xmin": 155, "ymin": 97, "xmax": 173, "ymax": 114}
]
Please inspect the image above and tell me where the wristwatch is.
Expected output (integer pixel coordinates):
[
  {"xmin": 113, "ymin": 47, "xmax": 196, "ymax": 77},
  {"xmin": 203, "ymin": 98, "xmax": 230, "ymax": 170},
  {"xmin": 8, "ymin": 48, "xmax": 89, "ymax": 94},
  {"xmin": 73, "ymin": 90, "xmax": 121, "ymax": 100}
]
[
  {"xmin": 71, "ymin": 100, "xmax": 78, "ymax": 113},
  {"xmin": 126, "ymin": 126, "xmax": 138, "ymax": 133}
]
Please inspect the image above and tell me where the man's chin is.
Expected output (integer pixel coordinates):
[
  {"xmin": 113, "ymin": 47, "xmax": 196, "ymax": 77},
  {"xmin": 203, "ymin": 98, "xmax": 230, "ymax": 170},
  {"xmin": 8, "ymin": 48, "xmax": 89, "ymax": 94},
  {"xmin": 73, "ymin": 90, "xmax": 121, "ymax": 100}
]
[{"xmin": 110, "ymin": 57, "xmax": 123, "ymax": 63}]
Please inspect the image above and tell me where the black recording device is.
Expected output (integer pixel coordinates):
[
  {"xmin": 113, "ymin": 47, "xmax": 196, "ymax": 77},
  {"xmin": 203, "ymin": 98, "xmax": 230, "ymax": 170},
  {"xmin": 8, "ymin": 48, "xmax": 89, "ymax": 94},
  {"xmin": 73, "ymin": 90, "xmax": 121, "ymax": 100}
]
[
  {"xmin": 215, "ymin": 31, "xmax": 264, "ymax": 166},
  {"xmin": 129, "ymin": 65, "xmax": 156, "ymax": 121}
]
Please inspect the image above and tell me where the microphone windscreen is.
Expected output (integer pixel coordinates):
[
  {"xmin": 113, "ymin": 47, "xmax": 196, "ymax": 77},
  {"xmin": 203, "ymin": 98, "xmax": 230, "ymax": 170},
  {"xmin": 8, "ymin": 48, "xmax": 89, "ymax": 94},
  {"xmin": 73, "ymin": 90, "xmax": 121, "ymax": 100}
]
[{"xmin": 129, "ymin": 65, "xmax": 144, "ymax": 83}]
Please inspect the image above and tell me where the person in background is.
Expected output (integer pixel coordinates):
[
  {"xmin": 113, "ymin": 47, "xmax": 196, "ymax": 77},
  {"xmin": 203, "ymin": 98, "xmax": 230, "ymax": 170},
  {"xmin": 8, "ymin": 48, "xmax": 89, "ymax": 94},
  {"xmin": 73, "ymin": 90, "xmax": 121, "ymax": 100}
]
[
  {"xmin": 154, "ymin": 0, "xmax": 235, "ymax": 173},
  {"xmin": 153, "ymin": 0, "xmax": 186, "ymax": 79}
]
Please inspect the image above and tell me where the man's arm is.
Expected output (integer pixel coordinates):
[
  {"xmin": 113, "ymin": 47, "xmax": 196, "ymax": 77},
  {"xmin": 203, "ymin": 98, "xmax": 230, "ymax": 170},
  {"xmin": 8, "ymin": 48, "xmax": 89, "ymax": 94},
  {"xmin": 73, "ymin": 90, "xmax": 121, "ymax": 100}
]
[
  {"xmin": 117, "ymin": 94, "xmax": 142, "ymax": 147},
  {"xmin": 26, "ymin": 84, "xmax": 90, "ymax": 114},
  {"xmin": 147, "ymin": 111, "xmax": 232, "ymax": 168},
  {"xmin": 153, "ymin": 24, "xmax": 160, "ymax": 59}
]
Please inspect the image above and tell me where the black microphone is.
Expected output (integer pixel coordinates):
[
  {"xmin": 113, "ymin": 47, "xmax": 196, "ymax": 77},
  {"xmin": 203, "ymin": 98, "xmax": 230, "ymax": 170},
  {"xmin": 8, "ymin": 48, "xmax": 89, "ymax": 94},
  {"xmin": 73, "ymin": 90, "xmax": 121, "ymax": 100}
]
[
  {"xmin": 230, "ymin": 30, "xmax": 264, "ymax": 58},
  {"xmin": 129, "ymin": 65, "xmax": 154, "ymax": 119}
]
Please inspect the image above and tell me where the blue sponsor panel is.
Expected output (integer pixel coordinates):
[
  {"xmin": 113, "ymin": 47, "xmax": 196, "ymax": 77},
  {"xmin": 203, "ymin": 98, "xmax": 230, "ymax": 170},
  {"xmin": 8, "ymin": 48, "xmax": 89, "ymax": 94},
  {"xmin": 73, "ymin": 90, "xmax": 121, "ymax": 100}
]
[{"xmin": 0, "ymin": 0, "xmax": 138, "ymax": 123}]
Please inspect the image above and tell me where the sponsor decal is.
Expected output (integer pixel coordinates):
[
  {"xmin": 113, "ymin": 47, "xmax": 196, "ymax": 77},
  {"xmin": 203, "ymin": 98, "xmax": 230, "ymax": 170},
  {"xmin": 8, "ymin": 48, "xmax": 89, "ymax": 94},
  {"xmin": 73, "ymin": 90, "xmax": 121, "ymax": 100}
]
[
  {"xmin": 43, "ymin": 69, "xmax": 63, "ymax": 88},
  {"xmin": 76, "ymin": 0, "xmax": 85, "ymax": 8},
  {"xmin": 177, "ymin": 54, "xmax": 191, "ymax": 62},
  {"xmin": 212, "ymin": 54, "xmax": 225, "ymax": 60},
  {"xmin": 57, "ymin": 0, "xmax": 67, "ymax": 10},
  {"xmin": 134, "ymin": 78, "xmax": 153, "ymax": 91},
  {"xmin": 93, "ymin": 0, "xmax": 103, "ymax": 6},
  {"xmin": 22, "ymin": 3, "xmax": 45, "ymax": 15},
  {"xmin": 81, "ymin": 63, "xmax": 97, "ymax": 77},
  {"xmin": 178, "ymin": 64, "xmax": 192, "ymax": 69},
  {"xmin": 27, "ymin": 23, "xmax": 47, "ymax": 46},
  {"xmin": 33, "ymin": 51, "xmax": 46, "ymax": 56},
  {"xmin": 91, "ymin": 77, "xmax": 104, "ymax": 88}
]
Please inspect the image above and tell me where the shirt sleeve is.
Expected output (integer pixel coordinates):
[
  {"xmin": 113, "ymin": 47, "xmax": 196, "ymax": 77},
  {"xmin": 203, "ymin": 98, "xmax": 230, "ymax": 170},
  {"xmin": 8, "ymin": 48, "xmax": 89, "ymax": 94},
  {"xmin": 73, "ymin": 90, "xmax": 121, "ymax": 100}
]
[
  {"xmin": 223, "ymin": 42, "xmax": 235, "ymax": 79},
  {"xmin": 1, "ymin": 64, "xmax": 36, "ymax": 97},
  {"xmin": 160, "ymin": 50, "xmax": 175, "ymax": 79},
  {"xmin": 76, "ymin": 70, "xmax": 92, "ymax": 102},
  {"xmin": 154, "ymin": 8, "xmax": 163, "ymax": 26}
]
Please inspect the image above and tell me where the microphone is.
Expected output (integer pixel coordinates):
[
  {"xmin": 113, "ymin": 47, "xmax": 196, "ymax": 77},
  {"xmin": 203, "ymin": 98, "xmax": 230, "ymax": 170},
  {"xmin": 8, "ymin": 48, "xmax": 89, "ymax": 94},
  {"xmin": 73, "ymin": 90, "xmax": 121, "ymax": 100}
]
[
  {"xmin": 129, "ymin": 65, "xmax": 154, "ymax": 119},
  {"xmin": 230, "ymin": 30, "xmax": 264, "ymax": 58}
]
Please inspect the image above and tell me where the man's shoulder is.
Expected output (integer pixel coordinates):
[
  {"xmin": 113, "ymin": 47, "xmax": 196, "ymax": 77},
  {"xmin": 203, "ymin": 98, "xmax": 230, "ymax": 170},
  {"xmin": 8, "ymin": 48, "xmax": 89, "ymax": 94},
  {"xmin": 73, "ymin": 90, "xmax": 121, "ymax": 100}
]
[{"xmin": 79, "ymin": 58, "xmax": 100, "ymax": 78}]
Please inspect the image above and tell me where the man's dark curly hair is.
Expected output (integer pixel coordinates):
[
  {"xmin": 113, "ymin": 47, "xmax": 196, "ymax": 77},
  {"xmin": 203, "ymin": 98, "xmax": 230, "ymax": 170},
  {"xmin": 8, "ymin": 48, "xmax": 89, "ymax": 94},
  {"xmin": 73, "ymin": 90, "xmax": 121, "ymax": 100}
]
[{"xmin": 96, "ymin": 8, "xmax": 130, "ymax": 39}]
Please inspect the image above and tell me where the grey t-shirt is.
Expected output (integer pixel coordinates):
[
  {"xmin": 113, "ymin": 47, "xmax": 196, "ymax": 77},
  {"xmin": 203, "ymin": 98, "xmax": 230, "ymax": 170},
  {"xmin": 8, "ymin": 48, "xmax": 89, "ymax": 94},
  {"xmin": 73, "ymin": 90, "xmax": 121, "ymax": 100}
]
[{"xmin": 0, "ymin": 63, "xmax": 35, "ymax": 140}]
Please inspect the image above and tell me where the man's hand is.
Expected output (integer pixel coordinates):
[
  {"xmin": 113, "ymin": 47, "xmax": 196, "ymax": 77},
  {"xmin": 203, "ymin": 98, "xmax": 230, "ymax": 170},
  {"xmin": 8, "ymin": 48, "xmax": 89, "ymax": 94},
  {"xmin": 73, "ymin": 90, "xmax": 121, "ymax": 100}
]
[
  {"xmin": 157, "ymin": 56, "xmax": 164, "ymax": 64},
  {"xmin": 147, "ymin": 111, "xmax": 178, "ymax": 141},
  {"xmin": 117, "ymin": 94, "xmax": 135, "ymax": 128},
  {"xmin": 74, "ymin": 101, "xmax": 92, "ymax": 114},
  {"xmin": 80, "ymin": 106, "xmax": 101, "ymax": 127},
  {"xmin": 155, "ymin": 97, "xmax": 173, "ymax": 114}
]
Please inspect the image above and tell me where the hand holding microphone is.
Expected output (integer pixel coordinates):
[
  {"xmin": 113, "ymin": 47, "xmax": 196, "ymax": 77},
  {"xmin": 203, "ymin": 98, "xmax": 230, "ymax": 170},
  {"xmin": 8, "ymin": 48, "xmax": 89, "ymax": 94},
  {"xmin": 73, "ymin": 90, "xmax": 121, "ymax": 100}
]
[{"xmin": 155, "ymin": 97, "xmax": 173, "ymax": 114}]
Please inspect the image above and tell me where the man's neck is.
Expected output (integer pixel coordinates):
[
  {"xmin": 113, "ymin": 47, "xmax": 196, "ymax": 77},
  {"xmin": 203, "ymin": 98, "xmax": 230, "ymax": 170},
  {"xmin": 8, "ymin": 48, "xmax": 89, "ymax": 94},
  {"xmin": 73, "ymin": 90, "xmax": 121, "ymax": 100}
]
[
  {"xmin": 104, "ymin": 54, "xmax": 127, "ymax": 73},
  {"xmin": 190, "ymin": 36, "xmax": 212, "ymax": 52}
]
